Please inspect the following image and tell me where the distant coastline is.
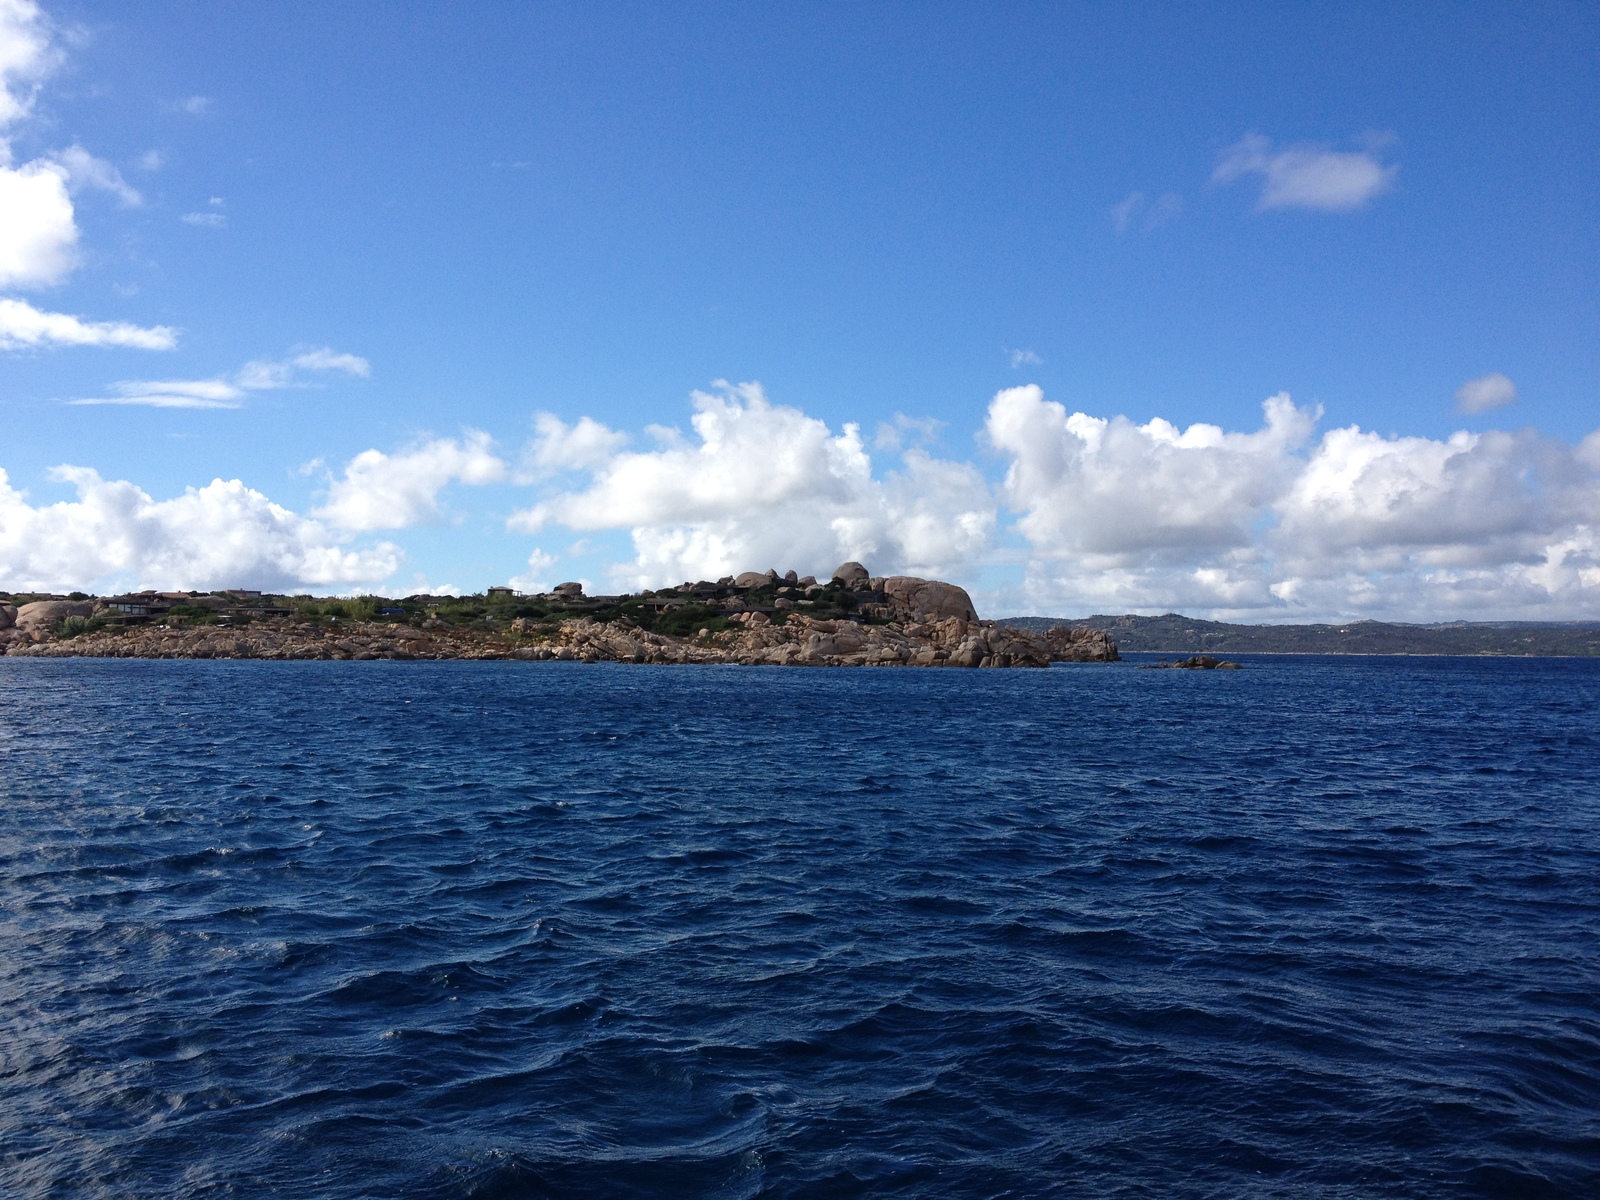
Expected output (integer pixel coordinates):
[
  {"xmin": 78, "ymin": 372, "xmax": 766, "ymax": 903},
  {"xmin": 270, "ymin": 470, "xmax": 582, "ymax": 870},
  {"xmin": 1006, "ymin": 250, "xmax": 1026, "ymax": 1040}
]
[{"xmin": 1001, "ymin": 614, "xmax": 1600, "ymax": 658}]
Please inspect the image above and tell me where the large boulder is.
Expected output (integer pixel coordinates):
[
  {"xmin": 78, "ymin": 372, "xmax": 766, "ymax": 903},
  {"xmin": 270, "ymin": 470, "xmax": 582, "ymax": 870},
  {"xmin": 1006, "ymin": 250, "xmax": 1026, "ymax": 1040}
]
[
  {"xmin": 832, "ymin": 561, "xmax": 870, "ymax": 587},
  {"xmin": 551, "ymin": 582, "xmax": 584, "ymax": 598},
  {"xmin": 881, "ymin": 577, "xmax": 978, "ymax": 623},
  {"xmin": 0, "ymin": 604, "xmax": 15, "ymax": 630},
  {"xmin": 16, "ymin": 600, "xmax": 94, "ymax": 630},
  {"xmin": 733, "ymin": 571, "xmax": 770, "ymax": 589}
]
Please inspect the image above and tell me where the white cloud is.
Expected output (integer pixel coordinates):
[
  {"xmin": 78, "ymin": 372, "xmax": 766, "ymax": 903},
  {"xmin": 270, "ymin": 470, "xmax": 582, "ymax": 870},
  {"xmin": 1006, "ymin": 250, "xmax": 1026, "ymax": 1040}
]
[
  {"xmin": 988, "ymin": 386, "xmax": 1319, "ymax": 561},
  {"xmin": 516, "ymin": 412, "xmax": 629, "ymax": 480},
  {"xmin": 70, "ymin": 378, "xmax": 242, "ymax": 409},
  {"xmin": 70, "ymin": 347, "xmax": 368, "ymax": 407},
  {"xmin": 0, "ymin": 154, "xmax": 77, "ymax": 286},
  {"xmin": 1455, "ymin": 371, "xmax": 1517, "ymax": 414},
  {"xmin": 508, "ymin": 548, "xmax": 558, "ymax": 593},
  {"xmin": 315, "ymin": 431, "xmax": 506, "ymax": 532},
  {"xmin": 171, "ymin": 95, "xmax": 212, "ymax": 116},
  {"xmin": 46, "ymin": 145, "xmax": 141, "ymax": 206},
  {"xmin": 1213, "ymin": 133, "xmax": 1397, "ymax": 212},
  {"xmin": 507, "ymin": 381, "xmax": 995, "ymax": 590},
  {"xmin": 0, "ymin": 464, "xmax": 399, "ymax": 593},
  {"xmin": 290, "ymin": 347, "xmax": 370, "ymax": 376},
  {"xmin": 0, "ymin": 297, "xmax": 175, "ymax": 349},
  {"xmin": 504, "ymin": 381, "xmax": 1598, "ymax": 621},
  {"xmin": 1007, "ymin": 348, "xmax": 1042, "ymax": 369},
  {"xmin": 0, "ymin": 0, "xmax": 55, "ymax": 131},
  {"xmin": 985, "ymin": 386, "xmax": 1599, "ymax": 620},
  {"xmin": 0, "ymin": 4, "xmax": 168, "ymax": 355},
  {"xmin": 181, "ymin": 210, "xmax": 225, "ymax": 228}
]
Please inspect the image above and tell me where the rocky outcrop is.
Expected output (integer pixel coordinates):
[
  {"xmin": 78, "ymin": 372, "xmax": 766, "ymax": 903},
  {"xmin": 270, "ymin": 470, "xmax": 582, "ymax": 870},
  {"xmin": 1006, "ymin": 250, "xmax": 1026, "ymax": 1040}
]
[
  {"xmin": 1139, "ymin": 655, "xmax": 1241, "ymax": 670},
  {"xmin": 1043, "ymin": 625, "xmax": 1120, "ymax": 663},
  {"xmin": 881, "ymin": 576, "xmax": 978, "ymax": 623},
  {"xmin": 0, "ymin": 604, "xmax": 15, "ymax": 630}
]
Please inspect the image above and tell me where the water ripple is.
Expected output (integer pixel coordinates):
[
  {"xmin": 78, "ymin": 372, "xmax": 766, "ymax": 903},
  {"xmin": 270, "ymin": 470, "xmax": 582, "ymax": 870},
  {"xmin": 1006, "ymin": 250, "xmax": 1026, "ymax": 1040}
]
[{"xmin": 1, "ymin": 655, "xmax": 1598, "ymax": 1197}]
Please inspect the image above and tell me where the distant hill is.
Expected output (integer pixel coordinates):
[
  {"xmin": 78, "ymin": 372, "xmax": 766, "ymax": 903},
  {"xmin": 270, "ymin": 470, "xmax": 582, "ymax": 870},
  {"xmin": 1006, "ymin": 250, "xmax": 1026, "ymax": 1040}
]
[{"xmin": 997, "ymin": 614, "xmax": 1600, "ymax": 657}]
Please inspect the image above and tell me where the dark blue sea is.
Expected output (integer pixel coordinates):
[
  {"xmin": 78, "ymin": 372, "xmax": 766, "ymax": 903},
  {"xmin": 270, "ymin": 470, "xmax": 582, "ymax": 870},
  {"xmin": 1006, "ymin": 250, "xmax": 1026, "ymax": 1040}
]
[{"xmin": 2, "ymin": 655, "xmax": 1597, "ymax": 1199}]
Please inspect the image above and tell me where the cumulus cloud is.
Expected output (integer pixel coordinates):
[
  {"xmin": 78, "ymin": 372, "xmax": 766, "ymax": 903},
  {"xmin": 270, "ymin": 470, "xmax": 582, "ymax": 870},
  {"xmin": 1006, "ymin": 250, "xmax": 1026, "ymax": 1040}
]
[
  {"xmin": 1213, "ymin": 133, "xmax": 1397, "ymax": 212},
  {"xmin": 314, "ymin": 431, "xmax": 506, "ymax": 532},
  {"xmin": 517, "ymin": 412, "xmax": 630, "ymax": 480},
  {"xmin": 504, "ymin": 381, "xmax": 1599, "ymax": 620},
  {"xmin": 0, "ymin": 464, "xmax": 399, "ymax": 593},
  {"xmin": 988, "ymin": 386, "xmax": 1319, "ymax": 560},
  {"xmin": 1455, "ymin": 371, "xmax": 1517, "ymax": 414},
  {"xmin": 507, "ymin": 381, "xmax": 996, "ymax": 590},
  {"xmin": 70, "ymin": 347, "xmax": 369, "ymax": 407},
  {"xmin": 0, "ymin": 297, "xmax": 176, "ymax": 349},
  {"xmin": 0, "ymin": 152, "xmax": 76, "ymax": 286},
  {"xmin": 987, "ymin": 386, "xmax": 1599, "ymax": 620}
]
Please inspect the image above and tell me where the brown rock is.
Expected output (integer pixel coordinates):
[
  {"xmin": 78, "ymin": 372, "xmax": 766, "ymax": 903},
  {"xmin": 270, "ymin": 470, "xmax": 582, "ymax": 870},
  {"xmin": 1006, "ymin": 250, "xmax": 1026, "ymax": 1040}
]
[
  {"xmin": 881, "ymin": 577, "xmax": 978, "ymax": 623},
  {"xmin": 15, "ymin": 600, "xmax": 95, "ymax": 629},
  {"xmin": 832, "ymin": 561, "xmax": 870, "ymax": 587}
]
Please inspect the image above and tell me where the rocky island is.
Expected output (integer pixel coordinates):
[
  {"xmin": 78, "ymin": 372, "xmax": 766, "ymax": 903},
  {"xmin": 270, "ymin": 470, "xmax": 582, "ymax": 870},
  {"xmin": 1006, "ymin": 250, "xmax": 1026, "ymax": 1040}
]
[{"xmin": 0, "ymin": 563, "xmax": 1118, "ymax": 668}]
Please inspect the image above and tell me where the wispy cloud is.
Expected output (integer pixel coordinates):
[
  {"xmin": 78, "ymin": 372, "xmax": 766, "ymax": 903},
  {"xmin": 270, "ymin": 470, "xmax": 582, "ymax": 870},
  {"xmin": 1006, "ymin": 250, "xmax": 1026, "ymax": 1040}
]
[
  {"xmin": 1456, "ymin": 372, "xmax": 1517, "ymax": 414},
  {"xmin": 0, "ymin": 297, "xmax": 176, "ymax": 350},
  {"xmin": 873, "ymin": 412, "xmax": 947, "ymax": 451},
  {"xmin": 181, "ymin": 210, "xmax": 225, "ymax": 228},
  {"xmin": 1112, "ymin": 190, "xmax": 1183, "ymax": 234},
  {"xmin": 1213, "ymin": 133, "xmax": 1397, "ymax": 212},
  {"xmin": 73, "ymin": 379, "xmax": 243, "ymax": 409},
  {"xmin": 166, "ymin": 95, "xmax": 212, "ymax": 116},
  {"xmin": 1007, "ymin": 348, "xmax": 1043, "ymax": 369},
  {"xmin": 45, "ymin": 145, "xmax": 141, "ymax": 206},
  {"xmin": 68, "ymin": 346, "xmax": 369, "ymax": 408},
  {"xmin": 289, "ymin": 347, "xmax": 370, "ymax": 376}
]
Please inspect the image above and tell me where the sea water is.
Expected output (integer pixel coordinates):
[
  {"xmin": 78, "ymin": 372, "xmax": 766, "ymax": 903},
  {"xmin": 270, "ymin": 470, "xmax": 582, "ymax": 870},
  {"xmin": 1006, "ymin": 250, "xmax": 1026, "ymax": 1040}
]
[{"xmin": 1, "ymin": 655, "xmax": 1596, "ymax": 1198}]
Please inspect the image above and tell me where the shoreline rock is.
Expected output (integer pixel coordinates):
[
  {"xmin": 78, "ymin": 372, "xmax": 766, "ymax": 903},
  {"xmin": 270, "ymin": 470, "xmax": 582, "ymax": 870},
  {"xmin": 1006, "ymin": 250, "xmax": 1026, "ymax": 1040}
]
[
  {"xmin": 0, "ymin": 611, "xmax": 1123, "ymax": 668},
  {"xmin": 1138, "ymin": 655, "xmax": 1242, "ymax": 670}
]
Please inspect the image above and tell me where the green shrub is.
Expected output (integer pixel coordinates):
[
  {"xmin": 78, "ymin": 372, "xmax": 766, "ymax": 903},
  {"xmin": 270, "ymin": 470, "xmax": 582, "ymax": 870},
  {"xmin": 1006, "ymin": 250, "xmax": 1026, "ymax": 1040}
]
[
  {"xmin": 55, "ymin": 615, "xmax": 106, "ymax": 639},
  {"xmin": 167, "ymin": 604, "xmax": 219, "ymax": 625}
]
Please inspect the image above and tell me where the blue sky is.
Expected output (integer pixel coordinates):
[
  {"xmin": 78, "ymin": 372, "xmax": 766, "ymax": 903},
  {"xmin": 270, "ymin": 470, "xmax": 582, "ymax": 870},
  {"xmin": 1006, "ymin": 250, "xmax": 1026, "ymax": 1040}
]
[{"xmin": 1, "ymin": 1, "xmax": 1597, "ymax": 619}]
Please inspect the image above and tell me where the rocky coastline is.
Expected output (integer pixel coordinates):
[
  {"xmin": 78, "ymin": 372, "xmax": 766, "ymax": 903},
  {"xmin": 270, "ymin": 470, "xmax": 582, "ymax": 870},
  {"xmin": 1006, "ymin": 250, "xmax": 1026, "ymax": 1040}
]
[{"xmin": 0, "ymin": 563, "xmax": 1119, "ymax": 669}]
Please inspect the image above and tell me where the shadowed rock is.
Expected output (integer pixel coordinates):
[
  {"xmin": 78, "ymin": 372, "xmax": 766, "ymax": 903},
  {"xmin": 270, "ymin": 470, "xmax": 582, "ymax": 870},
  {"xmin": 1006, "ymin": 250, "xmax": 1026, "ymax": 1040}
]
[{"xmin": 832, "ymin": 562, "xmax": 870, "ymax": 587}]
